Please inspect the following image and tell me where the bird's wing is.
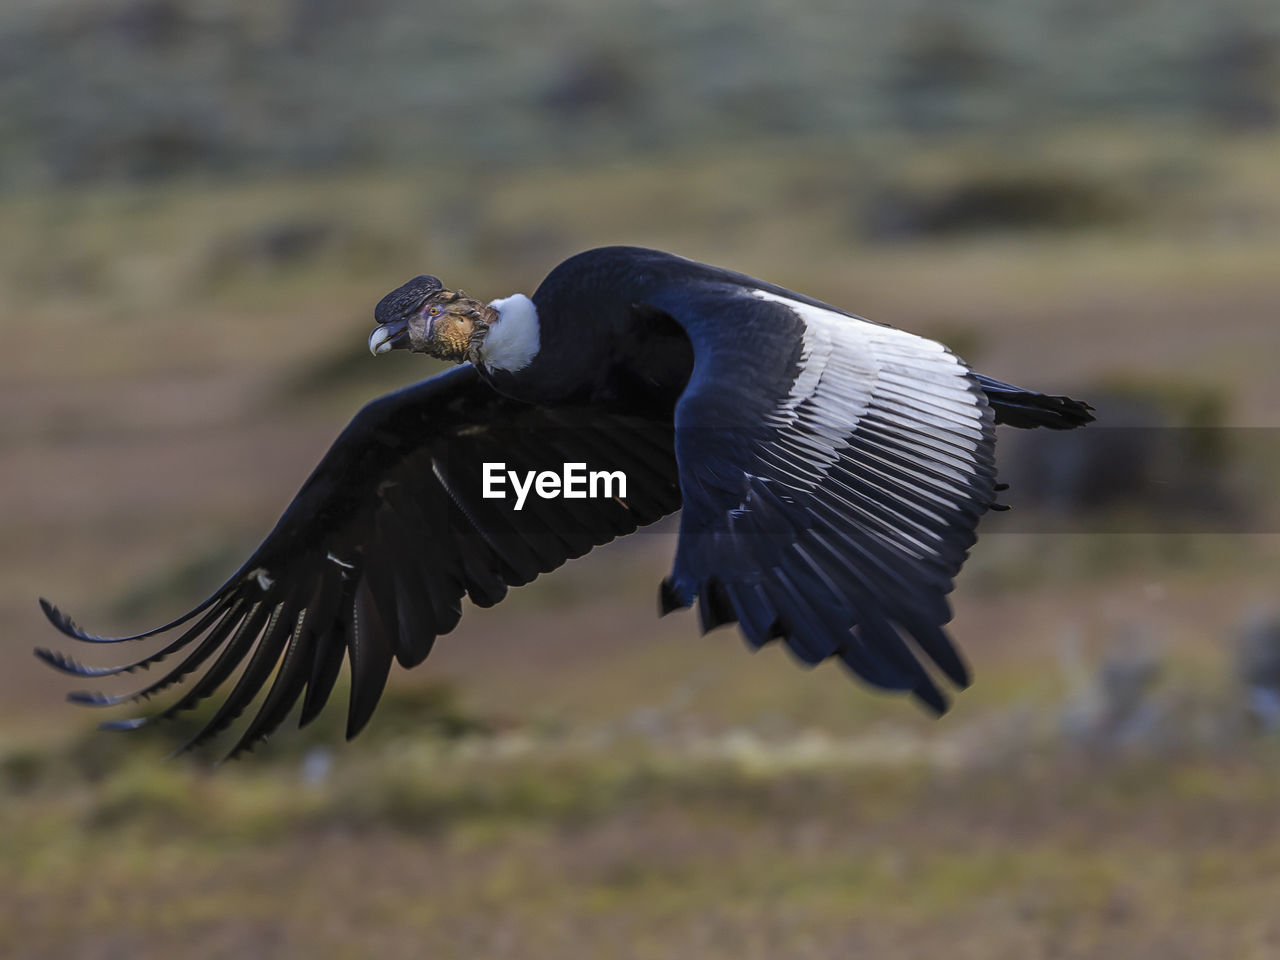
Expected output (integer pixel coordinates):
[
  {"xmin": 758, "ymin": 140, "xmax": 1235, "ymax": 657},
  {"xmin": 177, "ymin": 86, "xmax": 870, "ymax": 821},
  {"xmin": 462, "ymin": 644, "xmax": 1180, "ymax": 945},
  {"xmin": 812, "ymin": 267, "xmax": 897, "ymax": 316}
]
[
  {"xmin": 649, "ymin": 282, "xmax": 997, "ymax": 712},
  {"xmin": 38, "ymin": 364, "xmax": 680, "ymax": 756}
]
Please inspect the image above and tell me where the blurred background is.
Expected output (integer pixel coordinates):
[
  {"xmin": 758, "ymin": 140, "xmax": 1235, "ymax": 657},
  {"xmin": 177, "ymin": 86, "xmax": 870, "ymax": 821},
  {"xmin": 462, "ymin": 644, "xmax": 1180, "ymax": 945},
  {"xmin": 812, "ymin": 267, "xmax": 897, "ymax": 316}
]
[{"xmin": 4, "ymin": 1, "xmax": 1280, "ymax": 957}]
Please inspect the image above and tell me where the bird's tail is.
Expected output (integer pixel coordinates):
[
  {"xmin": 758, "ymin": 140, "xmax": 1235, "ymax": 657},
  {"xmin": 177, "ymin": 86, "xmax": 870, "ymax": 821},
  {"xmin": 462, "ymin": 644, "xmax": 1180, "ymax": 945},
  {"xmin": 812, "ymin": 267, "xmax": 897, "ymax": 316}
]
[{"xmin": 975, "ymin": 374, "xmax": 1094, "ymax": 430}]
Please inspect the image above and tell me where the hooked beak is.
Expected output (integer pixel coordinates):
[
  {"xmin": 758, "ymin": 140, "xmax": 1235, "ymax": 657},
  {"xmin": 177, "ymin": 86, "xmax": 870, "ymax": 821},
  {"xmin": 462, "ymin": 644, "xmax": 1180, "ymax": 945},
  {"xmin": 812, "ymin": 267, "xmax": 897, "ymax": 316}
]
[
  {"xmin": 368, "ymin": 319, "xmax": 409, "ymax": 356},
  {"xmin": 367, "ymin": 282, "xmax": 495, "ymax": 363}
]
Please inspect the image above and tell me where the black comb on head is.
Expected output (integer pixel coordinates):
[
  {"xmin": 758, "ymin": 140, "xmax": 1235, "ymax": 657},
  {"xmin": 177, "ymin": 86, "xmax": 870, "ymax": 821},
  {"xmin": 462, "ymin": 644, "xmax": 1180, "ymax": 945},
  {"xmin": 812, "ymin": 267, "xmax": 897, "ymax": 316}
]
[{"xmin": 374, "ymin": 275, "xmax": 444, "ymax": 325}]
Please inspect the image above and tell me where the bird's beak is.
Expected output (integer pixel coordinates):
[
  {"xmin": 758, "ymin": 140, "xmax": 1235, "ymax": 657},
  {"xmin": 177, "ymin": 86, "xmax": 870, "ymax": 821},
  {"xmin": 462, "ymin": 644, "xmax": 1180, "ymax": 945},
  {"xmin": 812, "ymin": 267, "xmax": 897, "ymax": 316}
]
[
  {"xmin": 367, "ymin": 288, "xmax": 493, "ymax": 362},
  {"xmin": 368, "ymin": 319, "xmax": 409, "ymax": 356}
]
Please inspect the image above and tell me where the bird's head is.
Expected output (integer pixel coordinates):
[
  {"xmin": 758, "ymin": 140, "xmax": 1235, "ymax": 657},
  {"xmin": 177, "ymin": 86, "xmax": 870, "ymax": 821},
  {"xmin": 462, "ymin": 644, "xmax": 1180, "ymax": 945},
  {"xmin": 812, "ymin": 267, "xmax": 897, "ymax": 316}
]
[{"xmin": 368, "ymin": 275, "xmax": 497, "ymax": 363}]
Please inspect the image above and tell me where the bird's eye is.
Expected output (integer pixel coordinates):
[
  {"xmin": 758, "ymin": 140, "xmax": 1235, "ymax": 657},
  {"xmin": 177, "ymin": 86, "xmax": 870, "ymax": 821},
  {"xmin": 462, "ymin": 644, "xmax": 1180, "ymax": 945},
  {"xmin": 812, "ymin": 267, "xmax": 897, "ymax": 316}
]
[{"xmin": 427, "ymin": 305, "xmax": 441, "ymax": 316}]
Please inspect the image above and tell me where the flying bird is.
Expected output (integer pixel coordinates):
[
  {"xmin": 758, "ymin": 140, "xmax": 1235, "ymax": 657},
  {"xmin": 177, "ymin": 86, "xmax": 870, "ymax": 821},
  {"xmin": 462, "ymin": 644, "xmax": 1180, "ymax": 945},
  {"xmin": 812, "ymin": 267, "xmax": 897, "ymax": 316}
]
[{"xmin": 37, "ymin": 246, "xmax": 1093, "ymax": 757}]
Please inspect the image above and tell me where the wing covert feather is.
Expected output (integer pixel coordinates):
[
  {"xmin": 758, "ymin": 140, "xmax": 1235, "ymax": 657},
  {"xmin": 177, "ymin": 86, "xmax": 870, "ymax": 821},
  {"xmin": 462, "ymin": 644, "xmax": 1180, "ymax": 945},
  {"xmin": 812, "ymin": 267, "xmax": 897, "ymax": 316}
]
[{"xmin": 650, "ymin": 282, "xmax": 997, "ymax": 713}]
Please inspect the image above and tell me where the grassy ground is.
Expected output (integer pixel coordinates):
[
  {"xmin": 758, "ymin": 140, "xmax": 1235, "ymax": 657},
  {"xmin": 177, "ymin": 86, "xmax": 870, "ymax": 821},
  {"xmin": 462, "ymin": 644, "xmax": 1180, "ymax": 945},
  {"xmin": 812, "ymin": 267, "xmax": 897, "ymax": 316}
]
[
  {"xmin": 4, "ymin": 129, "xmax": 1280, "ymax": 956},
  {"xmin": 9, "ymin": 713, "xmax": 1280, "ymax": 958}
]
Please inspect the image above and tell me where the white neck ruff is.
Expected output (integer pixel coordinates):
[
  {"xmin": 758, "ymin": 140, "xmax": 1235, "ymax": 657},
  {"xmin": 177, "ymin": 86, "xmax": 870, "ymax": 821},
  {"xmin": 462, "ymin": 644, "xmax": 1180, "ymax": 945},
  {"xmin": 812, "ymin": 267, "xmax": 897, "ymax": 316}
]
[{"xmin": 480, "ymin": 294, "xmax": 540, "ymax": 372}]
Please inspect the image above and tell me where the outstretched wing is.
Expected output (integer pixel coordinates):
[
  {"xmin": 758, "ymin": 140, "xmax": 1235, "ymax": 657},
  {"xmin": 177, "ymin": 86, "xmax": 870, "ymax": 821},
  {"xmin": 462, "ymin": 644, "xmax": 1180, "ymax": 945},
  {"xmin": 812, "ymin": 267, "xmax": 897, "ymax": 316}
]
[
  {"xmin": 38, "ymin": 364, "xmax": 680, "ymax": 756},
  {"xmin": 650, "ymin": 281, "xmax": 997, "ymax": 712}
]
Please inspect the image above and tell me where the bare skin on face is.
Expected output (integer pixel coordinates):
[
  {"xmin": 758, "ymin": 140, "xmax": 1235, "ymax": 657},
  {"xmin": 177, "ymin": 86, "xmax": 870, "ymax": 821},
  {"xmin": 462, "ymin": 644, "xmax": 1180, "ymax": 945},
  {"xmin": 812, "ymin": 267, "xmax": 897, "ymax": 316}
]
[
  {"xmin": 369, "ymin": 288, "xmax": 498, "ymax": 363},
  {"xmin": 409, "ymin": 291, "xmax": 499, "ymax": 362}
]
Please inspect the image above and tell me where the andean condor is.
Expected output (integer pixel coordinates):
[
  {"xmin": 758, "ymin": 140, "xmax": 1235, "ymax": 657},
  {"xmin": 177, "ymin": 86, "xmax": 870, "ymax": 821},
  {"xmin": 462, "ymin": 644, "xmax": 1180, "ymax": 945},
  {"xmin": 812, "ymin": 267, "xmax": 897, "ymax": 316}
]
[{"xmin": 37, "ymin": 246, "xmax": 1093, "ymax": 757}]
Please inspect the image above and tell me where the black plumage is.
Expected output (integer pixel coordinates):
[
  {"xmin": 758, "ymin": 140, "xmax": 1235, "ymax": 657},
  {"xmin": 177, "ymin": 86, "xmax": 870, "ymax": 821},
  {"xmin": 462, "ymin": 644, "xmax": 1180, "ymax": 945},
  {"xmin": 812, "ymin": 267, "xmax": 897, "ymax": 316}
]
[{"xmin": 38, "ymin": 246, "xmax": 1092, "ymax": 757}]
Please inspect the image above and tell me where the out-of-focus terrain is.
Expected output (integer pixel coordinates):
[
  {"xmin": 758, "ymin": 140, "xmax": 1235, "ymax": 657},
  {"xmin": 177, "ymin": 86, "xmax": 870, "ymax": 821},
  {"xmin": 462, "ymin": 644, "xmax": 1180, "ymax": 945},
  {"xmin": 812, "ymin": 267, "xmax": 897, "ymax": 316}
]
[{"xmin": 5, "ymin": 2, "xmax": 1280, "ymax": 958}]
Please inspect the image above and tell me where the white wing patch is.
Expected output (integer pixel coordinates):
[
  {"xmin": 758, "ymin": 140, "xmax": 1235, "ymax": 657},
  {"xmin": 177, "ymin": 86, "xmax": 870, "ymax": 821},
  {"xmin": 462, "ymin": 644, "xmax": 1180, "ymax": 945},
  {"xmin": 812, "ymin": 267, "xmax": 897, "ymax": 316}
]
[
  {"xmin": 480, "ymin": 294, "xmax": 541, "ymax": 372},
  {"xmin": 749, "ymin": 289, "xmax": 990, "ymax": 560}
]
